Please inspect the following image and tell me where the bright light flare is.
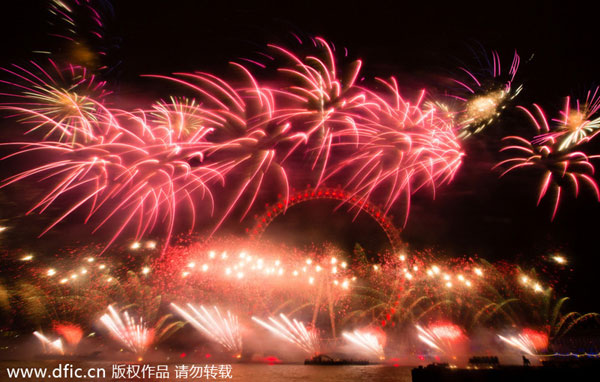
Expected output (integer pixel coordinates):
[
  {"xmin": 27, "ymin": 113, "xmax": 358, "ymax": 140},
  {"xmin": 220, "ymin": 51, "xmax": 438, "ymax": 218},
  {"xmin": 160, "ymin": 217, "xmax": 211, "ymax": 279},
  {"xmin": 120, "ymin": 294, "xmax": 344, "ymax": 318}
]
[
  {"xmin": 342, "ymin": 329, "xmax": 385, "ymax": 360},
  {"xmin": 460, "ymin": 90, "xmax": 507, "ymax": 130},
  {"xmin": 252, "ymin": 314, "xmax": 319, "ymax": 355},
  {"xmin": 171, "ymin": 303, "xmax": 242, "ymax": 355},
  {"xmin": 53, "ymin": 323, "xmax": 83, "ymax": 346},
  {"xmin": 416, "ymin": 323, "xmax": 465, "ymax": 355},
  {"xmin": 498, "ymin": 334, "xmax": 536, "ymax": 356},
  {"xmin": 33, "ymin": 331, "xmax": 64, "ymax": 355},
  {"xmin": 99, "ymin": 305, "xmax": 154, "ymax": 354},
  {"xmin": 452, "ymin": 50, "xmax": 521, "ymax": 138}
]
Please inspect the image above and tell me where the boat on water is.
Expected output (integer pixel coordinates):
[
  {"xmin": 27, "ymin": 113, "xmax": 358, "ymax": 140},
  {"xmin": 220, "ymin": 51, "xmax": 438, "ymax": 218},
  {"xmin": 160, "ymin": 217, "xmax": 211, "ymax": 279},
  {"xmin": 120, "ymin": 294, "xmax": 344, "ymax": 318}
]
[{"xmin": 304, "ymin": 354, "xmax": 370, "ymax": 365}]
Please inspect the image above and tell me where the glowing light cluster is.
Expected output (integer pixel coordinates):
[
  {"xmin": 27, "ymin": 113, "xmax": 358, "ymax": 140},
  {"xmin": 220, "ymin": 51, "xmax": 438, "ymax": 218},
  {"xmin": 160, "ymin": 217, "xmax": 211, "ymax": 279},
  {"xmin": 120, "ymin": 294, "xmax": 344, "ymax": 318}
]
[
  {"xmin": 170, "ymin": 247, "xmax": 357, "ymax": 289},
  {"xmin": 171, "ymin": 303, "xmax": 242, "ymax": 355},
  {"xmin": 498, "ymin": 334, "xmax": 537, "ymax": 356},
  {"xmin": 33, "ymin": 331, "xmax": 64, "ymax": 355},
  {"xmin": 99, "ymin": 305, "xmax": 154, "ymax": 355},
  {"xmin": 450, "ymin": 50, "xmax": 521, "ymax": 138},
  {"xmin": 11, "ymin": 238, "xmax": 597, "ymax": 362},
  {"xmin": 416, "ymin": 323, "xmax": 465, "ymax": 355},
  {"xmin": 342, "ymin": 329, "xmax": 385, "ymax": 360},
  {"xmin": 252, "ymin": 314, "xmax": 319, "ymax": 355}
]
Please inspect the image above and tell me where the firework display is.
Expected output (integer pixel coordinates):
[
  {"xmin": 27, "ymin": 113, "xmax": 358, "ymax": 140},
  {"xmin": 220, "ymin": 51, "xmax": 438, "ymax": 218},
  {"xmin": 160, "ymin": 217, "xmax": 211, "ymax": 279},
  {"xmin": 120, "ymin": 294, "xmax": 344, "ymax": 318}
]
[
  {"xmin": 498, "ymin": 334, "xmax": 537, "ymax": 356},
  {"xmin": 0, "ymin": 36, "xmax": 468, "ymax": 252},
  {"xmin": 99, "ymin": 305, "xmax": 154, "ymax": 354},
  {"xmin": 1, "ymin": 237, "xmax": 597, "ymax": 363},
  {"xmin": 416, "ymin": 323, "xmax": 466, "ymax": 355},
  {"xmin": 449, "ymin": 51, "xmax": 522, "ymax": 138},
  {"xmin": 252, "ymin": 314, "xmax": 319, "ymax": 355},
  {"xmin": 2, "ymin": 29, "xmax": 598, "ymax": 245},
  {"xmin": 0, "ymin": 60, "xmax": 110, "ymax": 143},
  {"xmin": 1, "ymin": 0, "xmax": 600, "ymax": 371},
  {"xmin": 495, "ymin": 96, "xmax": 600, "ymax": 219},
  {"xmin": 172, "ymin": 303, "xmax": 242, "ymax": 355},
  {"xmin": 53, "ymin": 322, "xmax": 84, "ymax": 347},
  {"xmin": 33, "ymin": 331, "xmax": 64, "ymax": 355},
  {"xmin": 342, "ymin": 329, "xmax": 385, "ymax": 360}
]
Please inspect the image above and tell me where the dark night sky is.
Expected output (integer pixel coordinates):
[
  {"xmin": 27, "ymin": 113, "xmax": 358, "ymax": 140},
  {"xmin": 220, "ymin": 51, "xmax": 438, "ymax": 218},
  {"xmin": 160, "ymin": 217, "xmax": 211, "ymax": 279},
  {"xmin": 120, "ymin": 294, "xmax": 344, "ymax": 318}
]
[{"xmin": 1, "ymin": 1, "xmax": 599, "ymax": 311}]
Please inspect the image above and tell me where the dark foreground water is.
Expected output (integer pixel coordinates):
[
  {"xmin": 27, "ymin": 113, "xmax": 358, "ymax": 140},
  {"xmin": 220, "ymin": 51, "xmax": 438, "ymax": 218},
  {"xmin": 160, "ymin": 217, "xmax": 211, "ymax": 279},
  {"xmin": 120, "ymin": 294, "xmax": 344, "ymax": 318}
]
[{"xmin": 0, "ymin": 362, "xmax": 413, "ymax": 382}]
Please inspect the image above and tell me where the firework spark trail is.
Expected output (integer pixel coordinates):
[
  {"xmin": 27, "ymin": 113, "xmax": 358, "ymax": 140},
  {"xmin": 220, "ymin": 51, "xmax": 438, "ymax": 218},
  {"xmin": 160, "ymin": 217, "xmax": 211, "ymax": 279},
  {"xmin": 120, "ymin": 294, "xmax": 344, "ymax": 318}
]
[
  {"xmin": 342, "ymin": 330, "xmax": 385, "ymax": 360},
  {"xmin": 152, "ymin": 241, "xmax": 356, "ymax": 331},
  {"xmin": 149, "ymin": 40, "xmax": 463, "ymax": 230},
  {"xmin": 494, "ymin": 92, "xmax": 600, "ymax": 219},
  {"xmin": 324, "ymin": 81, "xmax": 463, "ymax": 222},
  {"xmin": 2, "ymin": 38, "xmax": 465, "ymax": 247},
  {"xmin": 145, "ymin": 67, "xmax": 304, "ymax": 231},
  {"xmin": 0, "ymin": 60, "xmax": 112, "ymax": 144},
  {"xmin": 266, "ymin": 38, "xmax": 370, "ymax": 186},
  {"xmin": 48, "ymin": 0, "xmax": 106, "ymax": 43},
  {"xmin": 0, "ymin": 106, "xmax": 230, "ymax": 252},
  {"xmin": 416, "ymin": 324, "xmax": 464, "ymax": 355},
  {"xmin": 496, "ymin": 133, "xmax": 599, "ymax": 220},
  {"xmin": 252, "ymin": 314, "xmax": 319, "ymax": 355},
  {"xmin": 33, "ymin": 331, "xmax": 64, "ymax": 355},
  {"xmin": 530, "ymin": 88, "xmax": 600, "ymax": 151},
  {"xmin": 171, "ymin": 303, "xmax": 242, "ymax": 355},
  {"xmin": 16, "ymin": 237, "xmax": 590, "ymax": 359},
  {"xmin": 498, "ymin": 334, "xmax": 537, "ymax": 356},
  {"xmin": 151, "ymin": 96, "xmax": 217, "ymax": 141},
  {"xmin": 448, "ymin": 50, "xmax": 522, "ymax": 138},
  {"xmin": 416, "ymin": 326, "xmax": 443, "ymax": 352},
  {"xmin": 99, "ymin": 305, "xmax": 153, "ymax": 354},
  {"xmin": 45, "ymin": 0, "xmax": 119, "ymax": 72}
]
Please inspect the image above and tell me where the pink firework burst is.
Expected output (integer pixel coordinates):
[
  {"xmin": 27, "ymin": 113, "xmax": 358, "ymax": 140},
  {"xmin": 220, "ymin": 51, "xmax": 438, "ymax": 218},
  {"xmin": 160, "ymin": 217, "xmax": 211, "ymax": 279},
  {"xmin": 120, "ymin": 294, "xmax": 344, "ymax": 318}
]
[
  {"xmin": 145, "ymin": 63, "xmax": 308, "ymax": 229},
  {"xmin": 0, "ymin": 106, "xmax": 229, "ymax": 252},
  {"xmin": 267, "ymin": 37, "xmax": 369, "ymax": 185},
  {"xmin": 448, "ymin": 50, "xmax": 521, "ymax": 138},
  {"xmin": 529, "ymin": 88, "xmax": 600, "ymax": 151},
  {"xmin": 495, "ymin": 134, "xmax": 599, "ymax": 220},
  {"xmin": 0, "ymin": 59, "xmax": 112, "ymax": 144},
  {"xmin": 325, "ymin": 80, "xmax": 463, "ymax": 225}
]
